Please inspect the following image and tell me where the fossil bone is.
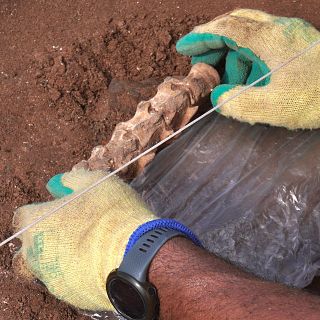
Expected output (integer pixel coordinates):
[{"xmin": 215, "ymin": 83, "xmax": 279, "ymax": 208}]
[{"xmin": 74, "ymin": 63, "xmax": 220, "ymax": 178}]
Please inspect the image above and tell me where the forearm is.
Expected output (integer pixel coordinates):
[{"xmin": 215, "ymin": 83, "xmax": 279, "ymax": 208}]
[{"xmin": 149, "ymin": 237, "xmax": 320, "ymax": 320}]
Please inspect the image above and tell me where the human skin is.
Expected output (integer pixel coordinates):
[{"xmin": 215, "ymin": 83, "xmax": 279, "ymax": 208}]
[{"xmin": 149, "ymin": 238, "xmax": 320, "ymax": 320}]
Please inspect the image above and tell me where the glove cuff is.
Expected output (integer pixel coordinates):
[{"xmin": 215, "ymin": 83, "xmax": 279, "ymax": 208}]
[{"xmin": 124, "ymin": 218, "xmax": 202, "ymax": 256}]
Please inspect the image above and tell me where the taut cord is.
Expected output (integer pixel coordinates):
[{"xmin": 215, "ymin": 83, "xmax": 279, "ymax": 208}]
[{"xmin": 1, "ymin": 38, "xmax": 319, "ymax": 248}]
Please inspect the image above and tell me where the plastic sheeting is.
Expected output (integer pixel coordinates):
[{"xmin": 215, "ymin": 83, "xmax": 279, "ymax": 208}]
[{"xmin": 132, "ymin": 114, "xmax": 320, "ymax": 288}]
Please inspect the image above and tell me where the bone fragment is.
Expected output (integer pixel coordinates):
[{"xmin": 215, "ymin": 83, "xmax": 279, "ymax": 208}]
[{"xmin": 74, "ymin": 63, "xmax": 220, "ymax": 178}]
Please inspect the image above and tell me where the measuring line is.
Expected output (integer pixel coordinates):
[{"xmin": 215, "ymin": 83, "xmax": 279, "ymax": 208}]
[{"xmin": 1, "ymin": 38, "xmax": 319, "ymax": 248}]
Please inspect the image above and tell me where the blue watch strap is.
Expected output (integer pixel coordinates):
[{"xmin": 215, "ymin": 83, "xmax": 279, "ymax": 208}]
[
  {"xmin": 118, "ymin": 227, "xmax": 185, "ymax": 282},
  {"xmin": 124, "ymin": 219, "xmax": 202, "ymax": 256}
]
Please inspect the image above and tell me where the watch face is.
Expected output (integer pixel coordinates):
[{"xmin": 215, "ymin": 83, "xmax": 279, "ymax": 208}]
[{"xmin": 108, "ymin": 277, "xmax": 145, "ymax": 319}]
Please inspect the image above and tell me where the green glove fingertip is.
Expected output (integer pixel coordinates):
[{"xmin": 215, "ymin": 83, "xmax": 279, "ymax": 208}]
[
  {"xmin": 176, "ymin": 33, "xmax": 225, "ymax": 56},
  {"xmin": 47, "ymin": 173, "xmax": 73, "ymax": 198},
  {"xmin": 223, "ymin": 51, "xmax": 251, "ymax": 84},
  {"xmin": 211, "ymin": 84, "xmax": 237, "ymax": 112},
  {"xmin": 191, "ymin": 48, "xmax": 227, "ymax": 65}
]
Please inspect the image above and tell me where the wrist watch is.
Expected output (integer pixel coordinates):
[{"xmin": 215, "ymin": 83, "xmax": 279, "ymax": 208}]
[{"xmin": 106, "ymin": 227, "xmax": 188, "ymax": 320}]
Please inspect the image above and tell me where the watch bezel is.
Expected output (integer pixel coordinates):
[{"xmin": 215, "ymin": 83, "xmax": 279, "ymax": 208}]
[{"xmin": 106, "ymin": 269, "xmax": 159, "ymax": 320}]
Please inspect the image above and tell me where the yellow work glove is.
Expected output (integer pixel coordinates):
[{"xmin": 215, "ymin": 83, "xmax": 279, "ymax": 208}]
[
  {"xmin": 13, "ymin": 169, "xmax": 199, "ymax": 311},
  {"xmin": 176, "ymin": 9, "xmax": 320, "ymax": 129}
]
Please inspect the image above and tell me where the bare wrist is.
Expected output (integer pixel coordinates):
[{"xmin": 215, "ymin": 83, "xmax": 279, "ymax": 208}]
[
  {"xmin": 148, "ymin": 237, "xmax": 204, "ymax": 319},
  {"xmin": 148, "ymin": 236, "xmax": 320, "ymax": 320}
]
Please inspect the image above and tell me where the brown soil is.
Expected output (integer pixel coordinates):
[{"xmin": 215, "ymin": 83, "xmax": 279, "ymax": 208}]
[{"xmin": 0, "ymin": 1, "xmax": 319, "ymax": 319}]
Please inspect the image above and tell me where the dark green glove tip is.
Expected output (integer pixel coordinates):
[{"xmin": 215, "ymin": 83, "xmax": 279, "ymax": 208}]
[
  {"xmin": 191, "ymin": 48, "xmax": 227, "ymax": 66},
  {"xmin": 176, "ymin": 33, "xmax": 202, "ymax": 55},
  {"xmin": 176, "ymin": 32, "xmax": 225, "ymax": 56},
  {"xmin": 47, "ymin": 173, "xmax": 74, "ymax": 199},
  {"xmin": 211, "ymin": 84, "xmax": 237, "ymax": 109}
]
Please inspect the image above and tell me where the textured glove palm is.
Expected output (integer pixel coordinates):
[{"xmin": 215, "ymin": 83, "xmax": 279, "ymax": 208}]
[{"xmin": 176, "ymin": 9, "xmax": 320, "ymax": 129}]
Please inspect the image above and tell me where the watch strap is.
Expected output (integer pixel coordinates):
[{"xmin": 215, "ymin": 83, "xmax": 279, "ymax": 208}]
[
  {"xmin": 118, "ymin": 228, "xmax": 185, "ymax": 282},
  {"xmin": 124, "ymin": 219, "xmax": 202, "ymax": 256}
]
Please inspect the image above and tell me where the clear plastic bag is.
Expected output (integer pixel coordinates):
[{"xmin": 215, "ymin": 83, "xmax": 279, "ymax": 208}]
[{"xmin": 132, "ymin": 114, "xmax": 320, "ymax": 288}]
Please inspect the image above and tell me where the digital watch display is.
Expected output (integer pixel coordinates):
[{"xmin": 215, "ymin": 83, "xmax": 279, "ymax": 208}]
[{"xmin": 106, "ymin": 228, "xmax": 186, "ymax": 320}]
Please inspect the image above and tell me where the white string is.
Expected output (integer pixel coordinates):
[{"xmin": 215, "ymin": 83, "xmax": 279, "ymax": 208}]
[{"xmin": 1, "ymin": 38, "xmax": 319, "ymax": 248}]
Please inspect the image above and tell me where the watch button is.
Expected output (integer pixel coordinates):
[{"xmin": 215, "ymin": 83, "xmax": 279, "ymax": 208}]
[{"xmin": 148, "ymin": 287, "xmax": 156, "ymax": 296}]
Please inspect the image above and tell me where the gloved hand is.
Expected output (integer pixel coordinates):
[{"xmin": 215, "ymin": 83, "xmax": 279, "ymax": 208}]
[
  {"xmin": 176, "ymin": 9, "xmax": 320, "ymax": 129},
  {"xmin": 13, "ymin": 169, "xmax": 197, "ymax": 311}
]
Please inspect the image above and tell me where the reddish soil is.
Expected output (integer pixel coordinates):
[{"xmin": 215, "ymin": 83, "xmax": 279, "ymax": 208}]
[{"xmin": 0, "ymin": 1, "xmax": 319, "ymax": 319}]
